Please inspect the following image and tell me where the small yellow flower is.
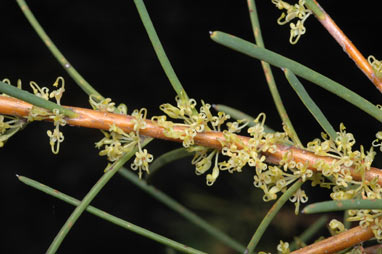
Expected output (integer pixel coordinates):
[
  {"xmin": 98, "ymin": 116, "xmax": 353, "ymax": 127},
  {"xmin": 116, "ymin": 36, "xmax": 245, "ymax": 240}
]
[
  {"xmin": 89, "ymin": 95, "xmax": 116, "ymax": 112},
  {"xmin": 329, "ymin": 219, "xmax": 345, "ymax": 235},
  {"xmin": 131, "ymin": 108, "xmax": 147, "ymax": 132},
  {"xmin": 289, "ymin": 188, "xmax": 308, "ymax": 215},
  {"xmin": 131, "ymin": 149, "xmax": 154, "ymax": 178},
  {"xmin": 368, "ymin": 55, "xmax": 382, "ymax": 75},
  {"xmin": 277, "ymin": 240, "xmax": 290, "ymax": 254},
  {"xmin": 29, "ymin": 81, "xmax": 50, "ymax": 100},
  {"xmin": 49, "ymin": 77, "xmax": 65, "ymax": 105},
  {"xmin": 47, "ymin": 126, "xmax": 64, "ymax": 154},
  {"xmin": 289, "ymin": 20, "xmax": 306, "ymax": 44},
  {"xmin": 0, "ymin": 115, "xmax": 11, "ymax": 134}
]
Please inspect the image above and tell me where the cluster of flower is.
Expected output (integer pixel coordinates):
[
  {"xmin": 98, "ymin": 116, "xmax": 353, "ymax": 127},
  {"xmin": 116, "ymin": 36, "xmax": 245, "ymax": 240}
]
[
  {"xmin": 156, "ymin": 94, "xmax": 382, "ymax": 245},
  {"xmin": 90, "ymin": 96, "xmax": 153, "ymax": 178},
  {"xmin": 306, "ymin": 124, "xmax": 382, "ymax": 241},
  {"xmin": 28, "ymin": 77, "xmax": 66, "ymax": 154},
  {"xmin": 271, "ymin": 0, "xmax": 312, "ymax": 44},
  {"xmin": 156, "ymin": 95, "xmax": 312, "ymax": 210},
  {"xmin": 0, "ymin": 78, "xmax": 66, "ymax": 153}
]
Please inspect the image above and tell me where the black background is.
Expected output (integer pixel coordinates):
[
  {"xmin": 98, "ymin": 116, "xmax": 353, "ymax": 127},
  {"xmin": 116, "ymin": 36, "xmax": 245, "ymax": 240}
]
[{"xmin": 1, "ymin": 1, "xmax": 382, "ymax": 253}]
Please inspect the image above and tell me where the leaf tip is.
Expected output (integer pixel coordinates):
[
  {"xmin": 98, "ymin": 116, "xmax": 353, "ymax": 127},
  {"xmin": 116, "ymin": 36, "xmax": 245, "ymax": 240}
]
[{"xmin": 209, "ymin": 31, "xmax": 217, "ymax": 38}]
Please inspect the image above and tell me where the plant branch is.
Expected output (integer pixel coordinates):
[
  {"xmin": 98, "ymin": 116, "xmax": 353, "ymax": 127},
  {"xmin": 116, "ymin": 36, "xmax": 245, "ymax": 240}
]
[
  {"xmin": 17, "ymin": 175, "xmax": 206, "ymax": 254},
  {"xmin": 304, "ymin": 0, "xmax": 382, "ymax": 92},
  {"xmin": 1, "ymin": 95, "xmax": 382, "ymax": 187},
  {"xmin": 46, "ymin": 138, "xmax": 152, "ymax": 253},
  {"xmin": 246, "ymin": 0, "xmax": 302, "ymax": 147},
  {"xmin": 15, "ymin": 0, "xmax": 103, "ymax": 98},
  {"xmin": 290, "ymin": 225, "xmax": 374, "ymax": 254}
]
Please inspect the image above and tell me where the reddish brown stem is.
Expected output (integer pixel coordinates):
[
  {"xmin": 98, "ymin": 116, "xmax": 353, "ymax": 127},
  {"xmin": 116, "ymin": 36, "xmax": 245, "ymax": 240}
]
[
  {"xmin": 1, "ymin": 95, "xmax": 382, "ymax": 185},
  {"xmin": 308, "ymin": 1, "xmax": 382, "ymax": 92},
  {"xmin": 291, "ymin": 225, "xmax": 374, "ymax": 254}
]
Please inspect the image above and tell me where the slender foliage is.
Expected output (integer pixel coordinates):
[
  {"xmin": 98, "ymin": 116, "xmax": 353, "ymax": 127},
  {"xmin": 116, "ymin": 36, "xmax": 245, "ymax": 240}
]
[
  {"xmin": 18, "ymin": 175, "xmax": 206, "ymax": 254},
  {"xmin": 146, "ymin": 147, "xmax": 193, "ymax": 182},
  {"xmin": 210, "ymin": 31, "xmax": 382, "ymax": 122},
  {"xmin": 289, "ymin": 215, "xmax": 328, "ymax": 251},
  {"xmin": 133, "ymin": 0, "xmax": 189, "ymax": 99},
  {"xmin": 15, "ymin": 0, "xmax": 103, "ymax": 98},
  {"xmin": 283, "ymin": 68, "xmax": 337, "ymax": 140},
  {"xmin": 246, "ymin": 0, "xmax": 302, "ymax": 147},
  {"xmin": 46, "ymin": 138, "xmax": 152, "ymax": 253},
  {"xmin": 119, "ymin": 168, "xmax": 246, "ymax": 252},
  {"xmin": 303, "ymin": 199, "xmax": 382, "ymax": 214},
  {"xmin": 246, "ymin": 180, "xmax": 303, "ymax": 254}
]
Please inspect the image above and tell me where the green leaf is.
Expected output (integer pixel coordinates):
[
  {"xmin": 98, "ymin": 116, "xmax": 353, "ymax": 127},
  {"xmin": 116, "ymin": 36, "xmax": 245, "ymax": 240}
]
[
  {"xmin": 119, "ymin": 167, "xmax": 246, "ymax": 252},
  {"xmin": 46, "ymin": 138, "xmax": 153, "ymax": 253},
  {"xmin": 289, "ymin": 215, "xmax": 328, "ymax": 251},
  {"xmin": 303, "ymin": 199, "xmax": 382, "ymax": 214},
  {"xmin": 17, "ymin": 175, "xmax": 206, "ymax": 254},
  {"xmin": 146, "ymin": 147, "xmax": 193, "ymax": 183},
  {"xmin": 210, "ymin": 31, "xmax": 382, "ymax": 123},
  {"xmin": 283, "ymin": 68, "xmax": 337, "ymax": 140}
]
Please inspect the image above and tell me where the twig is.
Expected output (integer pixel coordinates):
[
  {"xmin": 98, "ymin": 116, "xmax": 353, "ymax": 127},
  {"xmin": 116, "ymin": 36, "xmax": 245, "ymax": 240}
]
[
  {"xmin": 304, "ymin": 0, "xmax": 382, "ymax": 92},
  {"xmin": 1, "ymin": 95, "xmax": 381, "ymax": 186},
  {"xmin": 291, "ymin": 225, "xmax": 374, "ymax": 254}
]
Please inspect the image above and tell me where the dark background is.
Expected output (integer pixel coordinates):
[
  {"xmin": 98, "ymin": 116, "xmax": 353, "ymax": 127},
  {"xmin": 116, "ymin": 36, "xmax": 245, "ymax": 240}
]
[{"xmin": 1, "ymin": 1, "xmax": 382, "ymax": 253}]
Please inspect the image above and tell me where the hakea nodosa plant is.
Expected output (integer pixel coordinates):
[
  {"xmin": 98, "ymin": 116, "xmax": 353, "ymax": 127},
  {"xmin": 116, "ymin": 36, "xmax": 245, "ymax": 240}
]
[{"xmin": 4, "ymin": 0, "xmax": 382, "ymax": 253}]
